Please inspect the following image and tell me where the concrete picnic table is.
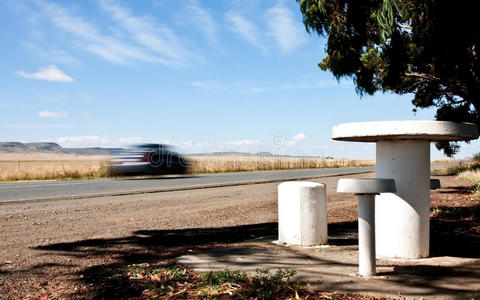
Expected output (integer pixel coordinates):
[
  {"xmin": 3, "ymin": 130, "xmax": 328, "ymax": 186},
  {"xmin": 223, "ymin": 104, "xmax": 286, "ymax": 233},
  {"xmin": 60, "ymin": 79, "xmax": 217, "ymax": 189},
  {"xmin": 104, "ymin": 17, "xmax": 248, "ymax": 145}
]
[{"xmin": 332, "ymin": 120, "xmax": 479, "ymax": 259}]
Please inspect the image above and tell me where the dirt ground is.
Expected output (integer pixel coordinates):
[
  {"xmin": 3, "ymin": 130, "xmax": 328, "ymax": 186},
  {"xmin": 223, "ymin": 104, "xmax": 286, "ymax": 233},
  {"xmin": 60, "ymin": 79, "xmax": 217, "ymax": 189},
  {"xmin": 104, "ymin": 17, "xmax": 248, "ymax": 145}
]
[{"xmin": 0, "ymin": 173, "xmax": 478, "ymax": 299}]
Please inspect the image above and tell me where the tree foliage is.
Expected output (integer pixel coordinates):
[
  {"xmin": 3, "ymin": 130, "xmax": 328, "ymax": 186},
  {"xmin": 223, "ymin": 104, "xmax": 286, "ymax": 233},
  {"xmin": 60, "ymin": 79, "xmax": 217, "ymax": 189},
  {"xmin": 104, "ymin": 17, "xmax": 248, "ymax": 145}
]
[{"xmin": 298, "ymin": 0, "xmax": 480, "ymax": 156}]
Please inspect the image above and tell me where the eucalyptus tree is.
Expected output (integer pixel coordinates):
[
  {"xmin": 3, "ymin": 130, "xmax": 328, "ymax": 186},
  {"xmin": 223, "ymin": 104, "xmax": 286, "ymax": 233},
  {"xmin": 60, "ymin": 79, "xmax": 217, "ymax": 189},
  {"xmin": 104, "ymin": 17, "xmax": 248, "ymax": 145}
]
[{"xmin": 298, "ymin": 0, "xmax": 480, "ymax": 155}]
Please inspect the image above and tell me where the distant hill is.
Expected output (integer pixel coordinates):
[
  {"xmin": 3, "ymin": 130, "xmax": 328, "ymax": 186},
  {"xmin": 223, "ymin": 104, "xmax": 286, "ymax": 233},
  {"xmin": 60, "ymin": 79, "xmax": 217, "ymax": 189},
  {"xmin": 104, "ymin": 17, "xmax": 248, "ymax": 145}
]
[
  {"xmin": 0, "ymin": 142, "xmax": 30, "ymax": 153},
  {"xmin": 0, "ymin": 142, "xmax": 120, "ymax": 155},
  {"xmin": 63, "ymin": 147, "xmax": 121, "ymax": 155},
  {"xmin": 25, "ymin": 142, "xmax": 63, "ymax": 153}
]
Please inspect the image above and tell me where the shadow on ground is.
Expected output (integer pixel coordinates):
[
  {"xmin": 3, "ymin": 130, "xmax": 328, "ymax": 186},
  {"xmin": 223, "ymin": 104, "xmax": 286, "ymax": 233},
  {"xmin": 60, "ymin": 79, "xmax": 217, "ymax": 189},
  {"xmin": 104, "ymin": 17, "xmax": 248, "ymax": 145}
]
[
  {"xmin": 33, "ymin": 222, "xmax": 278, "ymax": 298},
  {"xmin": 431, "ymin": 204, "xmax": 480, "ymax": 258},
  {"xmin": 436, "ymin": 185, "xmax": 475, "ymax": 195},
  {"xmin": 29, "ymin": 204, "xmax": 480, "ymax": 299}
]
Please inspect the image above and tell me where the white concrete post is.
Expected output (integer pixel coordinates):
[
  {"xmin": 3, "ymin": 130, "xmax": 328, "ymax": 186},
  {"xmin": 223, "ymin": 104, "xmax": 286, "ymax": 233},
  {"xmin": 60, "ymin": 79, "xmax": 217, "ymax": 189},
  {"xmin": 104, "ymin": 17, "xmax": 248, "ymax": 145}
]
[
  {"xmin": 358, "ymin": 194, "xmax": 376, "ymax": 276},
  {"xmin": 278, "ymin": 181, "xmax": 327, "ymax": 246},
  {"xmin": 375, "ymin": 140, "xmax": 430, "ymax": 258}
]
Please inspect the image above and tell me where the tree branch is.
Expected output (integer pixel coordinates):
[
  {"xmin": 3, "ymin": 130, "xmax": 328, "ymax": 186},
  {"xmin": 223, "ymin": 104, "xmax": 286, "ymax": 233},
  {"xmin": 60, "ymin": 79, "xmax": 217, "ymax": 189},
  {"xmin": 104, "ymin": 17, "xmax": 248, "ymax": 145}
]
[{"xmin": 405, "ymin": 72, "xmax": 439, "ymax": 81}]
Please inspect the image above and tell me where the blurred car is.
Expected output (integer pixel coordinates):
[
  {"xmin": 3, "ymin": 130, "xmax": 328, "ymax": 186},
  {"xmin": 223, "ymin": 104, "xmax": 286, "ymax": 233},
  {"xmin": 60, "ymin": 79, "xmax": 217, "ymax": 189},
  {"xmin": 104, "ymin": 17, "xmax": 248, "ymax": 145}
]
[{"xmin": 107, "ymin": 144, "xmax": 190, "ymax": 175}]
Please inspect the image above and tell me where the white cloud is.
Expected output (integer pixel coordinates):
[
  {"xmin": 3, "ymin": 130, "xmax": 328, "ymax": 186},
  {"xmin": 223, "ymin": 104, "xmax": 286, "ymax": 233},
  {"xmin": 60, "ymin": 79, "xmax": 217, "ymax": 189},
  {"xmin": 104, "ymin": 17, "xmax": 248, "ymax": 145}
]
[
  {"xmin": 226, "ymin": 13, "xmax": 267, "ymax": 53},
  {"xmin": 191, "ymin": 81, "xmax": 223, "ymax": 92},
  {"xmin": 265, "ymin": 4, "xmax": 307, "ymax": 53},
  {"xmin": 38, "ymin": 110, "xmax": 69, "ymax": 118},
  {"xmin": 51, "ymin": 135, "xmax": 146, "ymax": 148},
  {"xmin": 33, "ymin": 0, "xmax": 200, "ymax": 66},
  {"xmin": 99, "ymin": 0, "xmax": 202, "ymax": 66},
  {"xmin": 241, "ymin": 79, "xmax": 351, "ymax": 93},
  {"xmin": 24, "ymin": 43, "xmax": 80, "ymax": 65},
  {"xmin": 293, "ymin": 133, "xmax": 306, "ymax": 141},
  {"xmin": 16, "ymin": 65, "xmax": 74, "ymax": 82},
  {"xmin": 185, "ymin": 0, "xmax": 218, "ymax": 45},
  {"xmin": 229, "ymin": 139, "xmax": 260, "ymax": 146},
  {"xmin": 118, "ymin": 137, "xmax": 145, "ymax": 145},
  {"xmin": 52, "ymin": 135, "xmax": 112, "ymax": 148},
  {"xmin": 35, "ymin": 0, "xmax": 158, "ymax": 65}
]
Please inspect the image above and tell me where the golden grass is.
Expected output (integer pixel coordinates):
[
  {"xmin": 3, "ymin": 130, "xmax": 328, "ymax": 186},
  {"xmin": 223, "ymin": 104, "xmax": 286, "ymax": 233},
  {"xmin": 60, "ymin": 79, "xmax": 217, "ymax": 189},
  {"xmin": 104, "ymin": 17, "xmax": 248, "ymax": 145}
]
[
  {"xmin": 186, "ymin": 156, "xmax": 375, "ymax": 174},
  {"xmin": 0, "ymin": 153, "xmax": 107, "ymax": 161},
  {"xmin": 457, "ymin": 169, "xmax": 480, "ymax": 201},
  {"xmin": 0, "ymin": 153, "xmax": 109, "ymax": 182},
  {"xmin": 431, "ymin": 159, "xmax": 476, "ymax": 175}
]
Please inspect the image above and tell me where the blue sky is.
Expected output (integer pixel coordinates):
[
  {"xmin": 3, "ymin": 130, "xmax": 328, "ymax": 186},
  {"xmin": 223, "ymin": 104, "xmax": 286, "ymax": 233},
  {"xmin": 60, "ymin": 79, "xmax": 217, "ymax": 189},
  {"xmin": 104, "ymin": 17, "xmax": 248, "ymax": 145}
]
[{"xmin": 1, "ymin": 0, "xmax": 478, "ymax": 158}]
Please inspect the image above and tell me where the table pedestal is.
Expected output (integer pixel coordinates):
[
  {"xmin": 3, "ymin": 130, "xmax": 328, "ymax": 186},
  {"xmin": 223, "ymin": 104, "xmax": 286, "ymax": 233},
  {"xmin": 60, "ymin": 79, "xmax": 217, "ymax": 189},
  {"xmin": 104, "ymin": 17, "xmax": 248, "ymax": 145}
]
[{"xmin": 375, "ymin": 140, "xmax": 430, "ymax": 258}]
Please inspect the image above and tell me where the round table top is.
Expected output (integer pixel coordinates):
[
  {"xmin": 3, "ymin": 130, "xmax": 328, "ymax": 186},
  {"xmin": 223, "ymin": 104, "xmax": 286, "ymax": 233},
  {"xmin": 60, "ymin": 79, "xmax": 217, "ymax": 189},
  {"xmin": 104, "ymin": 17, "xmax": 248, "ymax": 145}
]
[{"xmin": 332, "ymin": 120, "xmax": 478, "ymax": 142}]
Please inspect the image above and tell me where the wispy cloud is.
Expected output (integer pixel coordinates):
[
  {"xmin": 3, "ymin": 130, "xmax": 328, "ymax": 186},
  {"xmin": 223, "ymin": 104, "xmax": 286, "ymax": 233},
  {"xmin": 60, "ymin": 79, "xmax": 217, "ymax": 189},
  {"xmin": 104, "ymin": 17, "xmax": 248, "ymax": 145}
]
[
  {"xmin": 226, "ymin": 13, "xmax": 267, "ymax": 53},
  {"xmin": 33, "ymin": 0, "xmax": 200, "ymax": 66},
  {"xmin": 99, "ymin": 0, "xmax": 202, "ymax": 66},
  {"xmin": 286, "ymin": 133, "xmax": 307, "ymax": 145},
  {"xmin": 229, "ymin": 139, "xmax": 260, "ymax": 146},
  {"xmin": 266, "ymin": 4, "xmax": 307, "ymax": 53},
  {"xmin": 52, "ymin": 135, "xmax": 112, "ymax": 147},
  {"xmin": 241, "ymin": 79, "xmax": 351, "ymax": 93},
  {"xmin": 293, "ymin": 133, "xmax": 306, "ymax": 141},
  {"xmin": 117, "ymin": 136, "xmax": 145, "ymax": 145},
  {"xmin": 51, "ymin": 135, "xmax": 147, "ymax": 147},
  {"xmin": 24, "ymin": 43, "xmax": 80, "ymax": 65},
  {"xmin": 38, "ymin": 110, "xmax": 69, "ymax": 118},
  {"xmin": 185, "ymin": 0, "xmax": 219, "ymax": 46},
  {"xmin": 16, "ymin": 65, "xmax": 74, "ymax": 82},
  {"xmin": 191, "ymin": 78, "xmax": 350, "ymax": 94},
  {"xmin": 191, "ymin": 81, "xmax": 224, "ymax": 92},
  {"xmin": 49, "ymin": 135, "xmax": 182, "ymax": 148},
  {"xmin": 35, "ymin": 0, "xmax": 158, "ymax": 65}
]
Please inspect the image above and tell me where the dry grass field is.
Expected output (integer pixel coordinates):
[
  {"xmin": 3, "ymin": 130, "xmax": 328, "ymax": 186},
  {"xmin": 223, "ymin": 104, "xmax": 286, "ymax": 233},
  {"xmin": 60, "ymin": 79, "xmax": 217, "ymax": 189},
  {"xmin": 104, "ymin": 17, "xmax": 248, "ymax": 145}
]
[
  {"xmin": 187, "ymin": 155, "xmax": 374, "ymax": 173},
  {"xmin": 0, "ymin": 153, "xmax": 374, "ymax": 182},
  {"xmin": 0, "ymin": 153, "xmax": 109, "ymax": 182}
]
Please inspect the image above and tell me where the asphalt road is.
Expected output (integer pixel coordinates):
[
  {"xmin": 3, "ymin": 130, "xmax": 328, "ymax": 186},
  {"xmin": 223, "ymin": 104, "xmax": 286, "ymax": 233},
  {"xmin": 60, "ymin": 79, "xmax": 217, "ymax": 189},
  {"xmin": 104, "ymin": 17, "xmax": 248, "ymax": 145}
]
[{"xmin": 0, "ymin": 167, "xmax": 373, "ymax": 203}]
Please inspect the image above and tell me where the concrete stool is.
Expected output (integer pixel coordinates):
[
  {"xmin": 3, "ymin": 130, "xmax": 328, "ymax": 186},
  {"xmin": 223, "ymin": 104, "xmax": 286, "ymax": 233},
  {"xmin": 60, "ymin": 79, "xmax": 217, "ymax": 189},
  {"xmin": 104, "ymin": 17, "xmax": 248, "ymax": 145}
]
[
  {"xmin": 278, "ymin": 181, "xmax": 327, "ymax": 246},
  {"xmin": 337, "ymin": 178, "xmax": 396, "ymax": 276}
]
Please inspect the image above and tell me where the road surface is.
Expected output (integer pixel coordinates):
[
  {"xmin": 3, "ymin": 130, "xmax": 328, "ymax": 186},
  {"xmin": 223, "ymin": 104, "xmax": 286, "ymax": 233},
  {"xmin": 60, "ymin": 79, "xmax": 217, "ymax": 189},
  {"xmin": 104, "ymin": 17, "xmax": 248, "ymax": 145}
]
[{"xmin": 0, "ymin": 167, "xmax": 373, "ymax": 203}]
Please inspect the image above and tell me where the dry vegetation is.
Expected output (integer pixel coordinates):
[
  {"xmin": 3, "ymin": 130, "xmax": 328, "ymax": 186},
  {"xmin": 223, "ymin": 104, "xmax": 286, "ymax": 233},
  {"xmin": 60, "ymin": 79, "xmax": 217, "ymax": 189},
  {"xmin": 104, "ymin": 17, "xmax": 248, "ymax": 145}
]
[
  {"xmin": 458, "ymin": 170, "xmax": 480, "ymax": 201},
  {"xmin": 187, "ymin": 155, "xmax": 374, "ymax": 173},
  {"xmin": 433, "ymin": 153, "xmax": 480, "ymax": 201},
  {"xmin": 0, "ymin": 153, "xmax": 109, "ymax": 182},
  {"xmin": 0, "ymin": 153, "xmax": 374, "ymax": 182},
  {"xmin": 456, "ymin": 156, "xmax": 480, "ymax": 201}
]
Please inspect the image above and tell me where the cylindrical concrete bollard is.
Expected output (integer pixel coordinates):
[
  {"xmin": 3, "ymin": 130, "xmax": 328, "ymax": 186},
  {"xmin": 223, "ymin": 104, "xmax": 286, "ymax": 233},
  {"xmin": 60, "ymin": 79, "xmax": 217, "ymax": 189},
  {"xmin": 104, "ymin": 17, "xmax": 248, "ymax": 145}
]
[{"xmin": 278, "ymin": 181, "xmax": 327, "ymax": 246}]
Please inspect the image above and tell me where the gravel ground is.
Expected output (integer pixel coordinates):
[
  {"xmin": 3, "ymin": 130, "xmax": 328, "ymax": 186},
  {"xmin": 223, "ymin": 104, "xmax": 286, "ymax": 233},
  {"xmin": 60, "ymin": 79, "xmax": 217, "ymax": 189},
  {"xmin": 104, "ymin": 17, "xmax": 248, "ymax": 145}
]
[{"xmin": 0, "ymin": 172, "xmax": 478, "ymax": 299}]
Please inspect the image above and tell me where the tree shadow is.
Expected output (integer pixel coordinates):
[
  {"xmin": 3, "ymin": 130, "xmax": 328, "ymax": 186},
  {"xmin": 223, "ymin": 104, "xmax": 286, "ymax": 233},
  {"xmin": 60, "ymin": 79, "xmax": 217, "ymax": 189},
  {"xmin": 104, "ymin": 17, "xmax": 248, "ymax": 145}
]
[
  {"xmin": 27, "ymin": 208, "xmax": 480, "ymax": 299},
  {"xmin": 31, "ymin": 223, "xmax": 278, "ymax": 298},
  {"xmin": 327, "ymin": 221, "xmax": 358, "ymax": 245},
  {"xmin": 430, "ymin": 204, "xmax": 480, "ymax": 258},
  {"xmin": 436, "ymin": 186, "xmax": 475, "ymax": 195},
  {"xmin": 30, "ymin": 222, "xmax": 361, "ymax": 298}
]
